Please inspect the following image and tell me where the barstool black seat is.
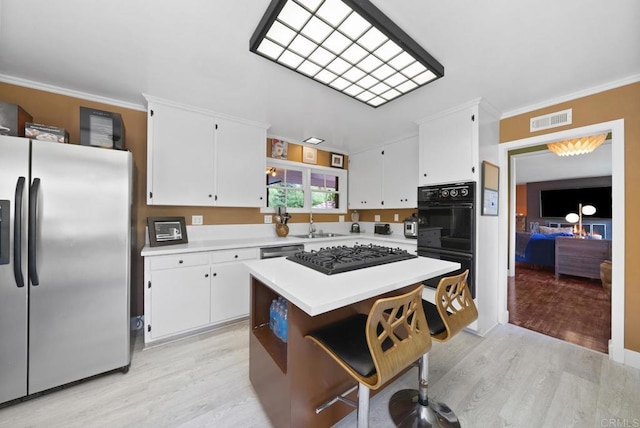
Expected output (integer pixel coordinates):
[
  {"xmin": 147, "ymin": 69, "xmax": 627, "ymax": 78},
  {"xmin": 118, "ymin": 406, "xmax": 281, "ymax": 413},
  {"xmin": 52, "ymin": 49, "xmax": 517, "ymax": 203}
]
[
  {"xmin": 389, "ymin": 270, "xmax": 478, "ymax": 427},
  {"xmin": 422, "ymin": 300, "xmax": 446, "ymax": 336},
  {"xmin": 306, "ymin": 285, "xmax": 432, "ymax": 428},
  {"xmin": 308, "ymin": 314, "xmax": 374, "ymax": 377}
]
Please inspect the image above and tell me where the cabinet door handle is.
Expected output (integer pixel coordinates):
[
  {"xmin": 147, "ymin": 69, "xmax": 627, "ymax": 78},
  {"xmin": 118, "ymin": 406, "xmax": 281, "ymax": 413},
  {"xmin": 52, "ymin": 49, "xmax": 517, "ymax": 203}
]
[
  {"xmin": 234, "ymin": 254, "xmax": 238, "ymax": 259},
  {"xmin": 213, "ymin": 273, "xmax": 217, "ymax": 277},
  {"xmin": 205, "ymin": 274, "xmax": 209, "ymax": 278},
  {"xmin": 178, "ymin": 260, "xmax": 183, "ymax": 264}
]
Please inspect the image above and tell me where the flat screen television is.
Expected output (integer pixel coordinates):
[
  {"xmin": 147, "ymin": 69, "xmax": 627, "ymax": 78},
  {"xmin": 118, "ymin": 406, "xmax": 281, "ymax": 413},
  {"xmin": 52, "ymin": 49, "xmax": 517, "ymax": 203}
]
[{"xmin": 540, "ymin": 186, "xmax": 612, "ymax": 218}]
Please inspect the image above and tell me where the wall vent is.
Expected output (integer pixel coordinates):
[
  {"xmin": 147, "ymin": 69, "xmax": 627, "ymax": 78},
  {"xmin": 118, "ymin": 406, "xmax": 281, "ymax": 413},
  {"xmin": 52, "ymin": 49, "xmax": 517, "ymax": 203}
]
[{"xmin": 530, "ymin": 109, "xmax": 572, "ymax": 132}]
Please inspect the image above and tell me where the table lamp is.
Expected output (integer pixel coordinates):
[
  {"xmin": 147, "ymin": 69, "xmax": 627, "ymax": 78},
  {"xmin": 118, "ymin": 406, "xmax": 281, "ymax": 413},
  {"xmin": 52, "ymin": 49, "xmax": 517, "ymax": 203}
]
[{"xmin": 565, "ymin": 203, "xmax": 596, "ymax": 238}]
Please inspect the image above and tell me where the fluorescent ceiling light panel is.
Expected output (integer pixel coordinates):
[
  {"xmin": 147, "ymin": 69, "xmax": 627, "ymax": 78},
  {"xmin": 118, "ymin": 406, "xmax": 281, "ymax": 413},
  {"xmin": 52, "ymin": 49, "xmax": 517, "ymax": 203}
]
[
  {"xmin": 330, "ymin": 76, "xmax": 351, "ymax": 90},
  {"xmin": 301, "ymin": 16, "xmax": 332, "ymax": 42},
  {"xmin": 304, "ymin": 137, "xmax": 324, "ymax": 144},
  {"xmin": 250, "ymin": 0, "xmax": 444, "ymax": 107},
  {"xmin": 344, "ymin": 84, "xmax": 364, "ymax": 96},
  {"xmin": 298, "ymin": 60, "xmax": 322, "ymax": 76},
  {"xmin": 343, "ymin": 66, "xmax": 366, "ymax": 82}
]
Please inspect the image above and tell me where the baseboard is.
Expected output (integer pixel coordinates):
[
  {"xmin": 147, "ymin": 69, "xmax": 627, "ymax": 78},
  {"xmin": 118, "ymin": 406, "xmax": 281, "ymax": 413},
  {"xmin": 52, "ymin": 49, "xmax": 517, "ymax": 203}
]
[{"xmin": 624, "ymin": 348, "xmax": 640, "ymax": 369}]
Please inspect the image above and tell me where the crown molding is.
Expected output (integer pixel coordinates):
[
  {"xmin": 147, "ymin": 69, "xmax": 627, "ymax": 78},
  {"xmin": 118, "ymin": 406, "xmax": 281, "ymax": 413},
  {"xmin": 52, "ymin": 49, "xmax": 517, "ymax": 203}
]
[
  {"xmin": 501, "ymin": 74, "xmax": 640, "ymax": 119},
  {"xmin": 143, "ymin": 94, "xmax": 271, "ymax": 129},
  {"xmin": 0, "ymin": 73, "xmax": 147, "ymax": 111}
]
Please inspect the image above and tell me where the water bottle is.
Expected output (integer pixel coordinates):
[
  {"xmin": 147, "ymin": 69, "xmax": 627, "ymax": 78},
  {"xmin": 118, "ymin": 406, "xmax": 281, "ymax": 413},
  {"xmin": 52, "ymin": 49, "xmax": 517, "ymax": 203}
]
[
  {"xmin": 281, "ymin": 300, "xmax": 288, "ymax": 343},
  {"xmin": 278, "ymin": 296, "xmax": 288, "ymax": 343},
  {"xmin": 269, "ymin": 298, "xmax": 278, "ymax": 337}
]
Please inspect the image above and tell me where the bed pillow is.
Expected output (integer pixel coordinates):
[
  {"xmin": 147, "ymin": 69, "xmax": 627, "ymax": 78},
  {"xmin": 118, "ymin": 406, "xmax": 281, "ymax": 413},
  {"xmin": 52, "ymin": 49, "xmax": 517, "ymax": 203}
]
[{"xmin": 539, "ymin": 225, "xmax": 574, "ymax": 235}]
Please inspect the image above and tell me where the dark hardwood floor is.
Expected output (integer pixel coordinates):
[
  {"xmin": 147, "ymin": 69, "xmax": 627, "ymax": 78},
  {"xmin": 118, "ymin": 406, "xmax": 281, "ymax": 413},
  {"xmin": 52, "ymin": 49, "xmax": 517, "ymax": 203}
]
[{"xmin": 508, "ymin": 264, "xmax": 611, "ymax": 353}]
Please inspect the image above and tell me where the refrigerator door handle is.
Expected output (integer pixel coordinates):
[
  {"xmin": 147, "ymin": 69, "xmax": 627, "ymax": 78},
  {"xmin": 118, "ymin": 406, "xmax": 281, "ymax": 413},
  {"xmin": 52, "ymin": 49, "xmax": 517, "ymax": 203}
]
[
  {"xmin": 28, "ymin": 178, "xmax": 40, "ymax": 286},
  {"xmin": 13, "ymin": 177, "xmax": 26, "ymax": 288}
]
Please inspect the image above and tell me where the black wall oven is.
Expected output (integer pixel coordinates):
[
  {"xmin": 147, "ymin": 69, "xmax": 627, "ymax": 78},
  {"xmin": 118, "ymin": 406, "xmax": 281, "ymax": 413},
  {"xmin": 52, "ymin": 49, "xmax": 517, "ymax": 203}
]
[{"xmin": 417, "ymin": 182, "xmax": 476, "ymax": 297}]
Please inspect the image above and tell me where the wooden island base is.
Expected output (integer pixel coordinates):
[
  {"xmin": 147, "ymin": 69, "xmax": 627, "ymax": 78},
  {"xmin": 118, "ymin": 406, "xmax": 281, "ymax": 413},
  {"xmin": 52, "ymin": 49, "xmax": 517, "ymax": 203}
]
[{"xmin": 249, "ymin": 276, "xmax": 419, "ymax": 427}]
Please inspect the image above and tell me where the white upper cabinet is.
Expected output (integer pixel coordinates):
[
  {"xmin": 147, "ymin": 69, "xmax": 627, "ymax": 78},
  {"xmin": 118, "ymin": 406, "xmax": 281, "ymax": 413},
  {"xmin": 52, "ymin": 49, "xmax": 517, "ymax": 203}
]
[
  {"xmin": 145, "ymin": 95, "xmax": 269, "ymax": 207},
  {"xmin": 214, "ymin": 117, "xmax": 266, "ymax": 207},
  {"xmin": 418, "ymin": 102, "xmax": 478, "ymax": 186},
  {"xmin": 348, "ymin": 147, "xmax": 383, "ymax": 209},
  {"xmin": 382, "ymin": 136, "xmax": 418, "ymax": 208},
  {"xmin": 418, "ymin": 99, "xmax": 501, "ymax": 187},
  {"xmin": 147, "ymin": 102, "xmax": 216, "ymax": 206},
  {"xmin": 348, "ymin": 136, "xmax": 418, "ymax": 209}
]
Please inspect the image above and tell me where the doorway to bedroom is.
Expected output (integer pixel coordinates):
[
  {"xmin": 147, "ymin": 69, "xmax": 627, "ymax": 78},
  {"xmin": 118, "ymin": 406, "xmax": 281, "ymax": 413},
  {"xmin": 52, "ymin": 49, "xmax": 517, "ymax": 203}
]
[{"xmin": 506, "ymin": 137, "xmax": 613, "ymax": 354}]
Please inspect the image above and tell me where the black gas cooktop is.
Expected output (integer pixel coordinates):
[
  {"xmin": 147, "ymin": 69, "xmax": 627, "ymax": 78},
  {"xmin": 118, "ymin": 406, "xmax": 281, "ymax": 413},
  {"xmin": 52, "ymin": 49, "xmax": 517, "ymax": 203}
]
[{"xmin": 286, "ymin": 244, "xmax": 417, "ymax": 275}]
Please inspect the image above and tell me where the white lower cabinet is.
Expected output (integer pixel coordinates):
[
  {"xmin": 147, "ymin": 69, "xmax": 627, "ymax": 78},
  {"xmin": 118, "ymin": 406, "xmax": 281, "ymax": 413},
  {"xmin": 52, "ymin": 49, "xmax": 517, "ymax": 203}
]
[
  {"xmin": 144, "ymin": 248, "xmax": 257, "ymax": 345},
  {"xmin": 149, "ymin": 264, "xmax": 211, "ymax": 340},
  {"xmin": 210, "ymin": 248, "xmax": 256, "ymax": 323}
]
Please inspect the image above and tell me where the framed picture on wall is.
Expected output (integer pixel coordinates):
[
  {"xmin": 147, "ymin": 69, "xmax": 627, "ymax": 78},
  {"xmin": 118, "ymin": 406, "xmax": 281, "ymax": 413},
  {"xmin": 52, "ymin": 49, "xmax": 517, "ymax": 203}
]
[
  {"xmin": 482, "ymin": 161, "xmax": 499, "ymax": 216},
  {"xmin": 271, "ymin": 139, "xmax": 288, "ymax": 159},
  {"xmin": 330, "ymin": 153, "xmax": 344, "ymax": 168},
  {"xmin": 302, "ymin": 146, "xmax": 317, "ymax": 164}
]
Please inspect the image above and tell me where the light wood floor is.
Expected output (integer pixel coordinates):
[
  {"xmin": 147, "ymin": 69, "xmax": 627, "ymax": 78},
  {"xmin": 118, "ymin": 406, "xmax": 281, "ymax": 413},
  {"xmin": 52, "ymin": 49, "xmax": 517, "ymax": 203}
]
[{"xmin": 0, "ymin": 320, "xmax": 638, "ymax": 428}]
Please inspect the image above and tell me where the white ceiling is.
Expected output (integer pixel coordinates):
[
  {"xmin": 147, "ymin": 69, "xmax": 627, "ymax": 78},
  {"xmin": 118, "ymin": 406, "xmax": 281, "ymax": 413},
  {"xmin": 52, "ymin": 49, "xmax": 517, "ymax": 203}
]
[
  {"xmin": 514, "ymin": 142, "xmax": 612, "ymax": 184},
  {"xmin": 1, "ymin": 0, "xmax": 639, "ymax": 154}
]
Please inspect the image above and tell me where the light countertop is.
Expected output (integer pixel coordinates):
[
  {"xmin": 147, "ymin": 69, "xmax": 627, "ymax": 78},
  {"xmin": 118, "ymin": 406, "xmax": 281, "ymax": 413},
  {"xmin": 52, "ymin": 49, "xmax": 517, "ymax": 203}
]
[
  {"xmin": 140, "ymin": 233, "xmax": 417, "ymax": 256},
  {"xmin": 244, "ymin": 256, "xmax": 459, "ymax": 316}
]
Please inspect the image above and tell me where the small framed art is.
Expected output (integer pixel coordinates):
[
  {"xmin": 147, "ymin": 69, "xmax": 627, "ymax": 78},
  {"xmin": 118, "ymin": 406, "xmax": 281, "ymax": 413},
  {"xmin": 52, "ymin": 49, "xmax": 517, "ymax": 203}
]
[
  {"xmin": 482, "ymin": 161, "xmax": 499, "ymax": 216},
  {"xmin": 147, "ymin": 217, "xmax": 188, "ymax": 246},
  {"xmin": 330, "ymin": 153, "xmax": 344, "ymax": 168},
  {"xmin": 302, "ymin": 146, "xmax": 317, "ymax": 164},
  {"xmin": 271, "ymin": 139, "xmax": 288, "ymax": 159}
]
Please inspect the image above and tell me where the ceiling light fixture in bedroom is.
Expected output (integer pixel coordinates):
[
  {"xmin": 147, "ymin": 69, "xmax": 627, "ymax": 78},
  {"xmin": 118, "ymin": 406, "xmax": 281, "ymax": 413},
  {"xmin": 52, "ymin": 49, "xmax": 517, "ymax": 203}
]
[
  {"xmin": 546, "ymin": 133, "xmax": 607, "ymax": 156},
  {"xmin": 249, "ymin": 0, "xmax": 444, "ymax": 107}
]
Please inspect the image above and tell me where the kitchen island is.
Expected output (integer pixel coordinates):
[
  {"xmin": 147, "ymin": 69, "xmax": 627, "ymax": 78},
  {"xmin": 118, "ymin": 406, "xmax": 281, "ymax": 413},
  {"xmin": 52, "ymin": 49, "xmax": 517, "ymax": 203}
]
[{"xmin": 245, "ymin": 255, "xmax": 459, "ymax": 427}]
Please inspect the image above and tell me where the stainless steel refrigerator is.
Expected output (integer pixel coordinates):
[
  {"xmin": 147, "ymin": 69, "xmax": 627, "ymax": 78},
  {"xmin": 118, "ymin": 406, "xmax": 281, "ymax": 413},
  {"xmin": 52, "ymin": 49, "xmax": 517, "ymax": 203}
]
[{"xmin": 0, "ymin": 135, "xmax": 131, "ymax": 405}]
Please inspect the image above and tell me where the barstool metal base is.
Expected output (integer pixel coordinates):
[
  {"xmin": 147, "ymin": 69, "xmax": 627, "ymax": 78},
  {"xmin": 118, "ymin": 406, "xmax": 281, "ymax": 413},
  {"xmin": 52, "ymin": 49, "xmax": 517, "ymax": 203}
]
[{"xmin": 389, "ymin": 389, "xmax": 461, "ymax": 428}]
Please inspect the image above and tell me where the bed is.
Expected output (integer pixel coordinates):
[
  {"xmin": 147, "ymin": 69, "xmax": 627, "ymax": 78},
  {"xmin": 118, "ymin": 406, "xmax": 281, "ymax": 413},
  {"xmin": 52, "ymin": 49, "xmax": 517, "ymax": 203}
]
[{"xmin": 515, "ymin": 231, "xmax": 573, "ymax": 267}]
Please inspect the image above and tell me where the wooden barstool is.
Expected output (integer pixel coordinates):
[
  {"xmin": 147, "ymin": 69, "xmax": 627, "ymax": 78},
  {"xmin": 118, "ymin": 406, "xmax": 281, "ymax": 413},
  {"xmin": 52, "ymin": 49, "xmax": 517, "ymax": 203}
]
[
  {"xmin": 306, "ymin": 285, "xmax": 432, "ymax": 428},
  {"xmin": 389, "ymin": 270, "xmax": 478, "ymax": 427}
]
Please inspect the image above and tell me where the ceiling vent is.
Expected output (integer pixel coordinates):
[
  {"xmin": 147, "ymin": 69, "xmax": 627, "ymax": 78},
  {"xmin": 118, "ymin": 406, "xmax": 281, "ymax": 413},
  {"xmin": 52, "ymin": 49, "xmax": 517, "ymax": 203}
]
[{"xmin": 530, "ymin": 109, "xmax": 572, "ymax": 132}]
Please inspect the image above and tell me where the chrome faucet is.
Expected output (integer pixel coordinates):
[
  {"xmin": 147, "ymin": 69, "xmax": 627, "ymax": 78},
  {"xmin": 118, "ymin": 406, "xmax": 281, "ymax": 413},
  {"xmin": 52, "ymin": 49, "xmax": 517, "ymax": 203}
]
[{"xmin": 309, "ymin": 212, "xmax": 316, "ymax": 235}]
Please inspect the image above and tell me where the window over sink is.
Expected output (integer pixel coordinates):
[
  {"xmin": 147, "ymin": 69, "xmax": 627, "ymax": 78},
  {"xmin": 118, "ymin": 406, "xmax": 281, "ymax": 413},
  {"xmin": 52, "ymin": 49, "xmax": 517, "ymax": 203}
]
[{"xmin": 264, "ymin": 159, "xmax": 347, "ymax": 214}]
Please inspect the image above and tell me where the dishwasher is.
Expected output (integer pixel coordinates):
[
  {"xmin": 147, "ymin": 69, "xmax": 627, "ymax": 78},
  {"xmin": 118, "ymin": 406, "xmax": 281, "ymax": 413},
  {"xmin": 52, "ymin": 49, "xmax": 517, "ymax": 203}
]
[{"xmin": 259, "ymin": 244, "xmax": 305, "ymax": 259}]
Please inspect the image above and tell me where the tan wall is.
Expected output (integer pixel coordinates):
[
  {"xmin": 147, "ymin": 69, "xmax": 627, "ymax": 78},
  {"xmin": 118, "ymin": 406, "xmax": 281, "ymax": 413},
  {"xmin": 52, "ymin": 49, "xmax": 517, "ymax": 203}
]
[
  {"xmin": 356, "ymin": 209, "xmax": 417, "ymax": 223},
  {"xmin": 499, "ymin": 81, "xmax": 640, "ymax": 352},
  {"xmin": 515, "ymin": 184, "xmax": 527, "ymax": 216},
  {"xmin": 0, "ymin": 82, "xmax": 348, "ymax": 316}
]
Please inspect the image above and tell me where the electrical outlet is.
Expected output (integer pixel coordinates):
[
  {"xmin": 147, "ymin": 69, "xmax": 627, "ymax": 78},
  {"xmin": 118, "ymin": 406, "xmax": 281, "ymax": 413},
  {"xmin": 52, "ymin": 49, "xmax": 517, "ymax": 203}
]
[
  {"xmin": 264, "ymin": 215, "xmax": 272, "ymax": 224},
  {"xmin": 374, "ymin": 215, "xmax": 381, "ymax": 222},
  {"xmin": 192, "ymin": 215, "xmax": 203, "ymax": 225},
  {"xmin": 339, "ymin": 215, "xmax": 345, "ymax": 222},
  {"xmin": 394, "ymin": 213, "xmax": 399, "ymax": 222}
]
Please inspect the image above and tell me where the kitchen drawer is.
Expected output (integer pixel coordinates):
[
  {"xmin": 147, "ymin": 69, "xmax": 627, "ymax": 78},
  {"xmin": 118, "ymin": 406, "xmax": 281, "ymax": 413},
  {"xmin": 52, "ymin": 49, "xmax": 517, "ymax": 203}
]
[
  {"xmin": 150, "ymin": 253, "xmax": 210, "ymax": 270},
  {"xmin": 556, "ymin": 256, "xmax": 601, "ymax": 279},
  {"xmin": 211, "ymin": 248, "xmax": 257, "ymax": 263}
]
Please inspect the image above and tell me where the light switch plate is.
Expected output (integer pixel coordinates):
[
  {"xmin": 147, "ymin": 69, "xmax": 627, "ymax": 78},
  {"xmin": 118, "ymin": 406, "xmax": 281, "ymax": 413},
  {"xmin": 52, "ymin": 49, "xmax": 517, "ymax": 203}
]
[
  {"xmin": 374, "ymin": 215, "xmax": 381, "ymax": 222},
  {"xmin": 192, "ymin": 215, "xmax": 203, "ymax": 225},
  {"xmin": 394, "ymin": 214, "xmax": 399, "ymax": 221},
  {"xmin": 264, "ymin": 215, "xmax": 272, "ymax": 224},
  {"xmin": 339, "ymin": 215, "xmax": 345, "ymax": 222}
]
